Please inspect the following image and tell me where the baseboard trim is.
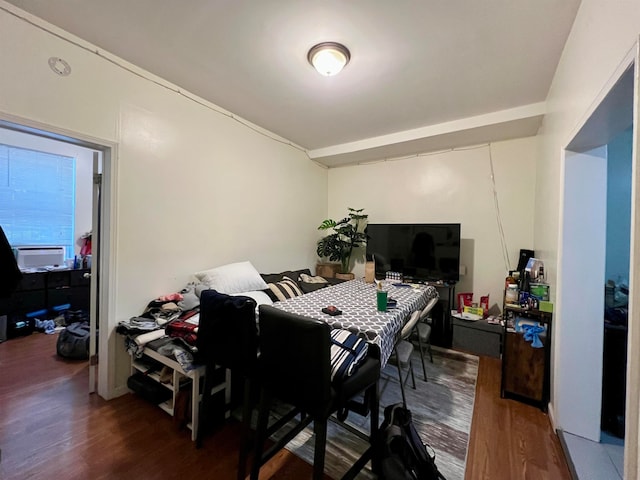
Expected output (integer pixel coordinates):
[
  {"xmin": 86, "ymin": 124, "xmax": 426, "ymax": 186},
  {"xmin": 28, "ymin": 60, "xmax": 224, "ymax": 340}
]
[
  {"xmin": 547, "ymin": 400, "xmax": 557, "ymax": 431},
  {"xmin": 112, "ymin": 385, "xmax": 130, "ymax": 398}
]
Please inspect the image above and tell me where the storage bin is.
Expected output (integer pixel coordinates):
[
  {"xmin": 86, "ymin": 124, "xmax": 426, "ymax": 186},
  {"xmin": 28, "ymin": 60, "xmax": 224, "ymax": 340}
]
[{"xmin": 530, "ymin": 283, "xmax": 549, "ymax": 301}]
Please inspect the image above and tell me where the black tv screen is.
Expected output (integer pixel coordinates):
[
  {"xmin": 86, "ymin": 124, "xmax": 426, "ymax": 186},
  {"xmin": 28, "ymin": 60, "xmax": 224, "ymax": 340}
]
[{"xmin": 366, "ymin": 223, "xmax": 461, "ymax": 283}]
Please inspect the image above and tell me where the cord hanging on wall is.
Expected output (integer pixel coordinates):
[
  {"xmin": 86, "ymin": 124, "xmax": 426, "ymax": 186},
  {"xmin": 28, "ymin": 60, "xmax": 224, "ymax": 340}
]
[{"xmin": 487, "ymin": 143, "xmax": 511, "ymax": 272}]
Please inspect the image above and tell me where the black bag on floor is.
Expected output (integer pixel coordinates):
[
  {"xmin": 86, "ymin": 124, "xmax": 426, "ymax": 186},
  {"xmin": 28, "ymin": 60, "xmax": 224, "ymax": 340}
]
[
  {"xmin": 127, "ymin": 372, "xmax": 172, "ymax": 405},
  {"xmin": 56, "ymin": 321, "xmax": 91, "ymax": 359},
  {"xmin": 376, "ymin": 403, "xmax": 446, "ymax": 480}
]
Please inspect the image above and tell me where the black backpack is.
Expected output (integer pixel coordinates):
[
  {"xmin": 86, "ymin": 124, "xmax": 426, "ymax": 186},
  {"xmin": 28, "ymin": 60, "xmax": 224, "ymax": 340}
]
[
  {"xmin": 376, "ymin": 403, "xmax": 446, "ymax": 480},
  {"xmin": 56, "ymin": 321, "xmax": 91, "ymax": 359}
]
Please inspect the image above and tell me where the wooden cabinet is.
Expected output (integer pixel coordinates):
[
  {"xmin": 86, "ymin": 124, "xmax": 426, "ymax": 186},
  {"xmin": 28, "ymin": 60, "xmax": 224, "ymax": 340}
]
[{"xmin": 500, "ymin": 305, "xmax": 552, "ymax": 411}]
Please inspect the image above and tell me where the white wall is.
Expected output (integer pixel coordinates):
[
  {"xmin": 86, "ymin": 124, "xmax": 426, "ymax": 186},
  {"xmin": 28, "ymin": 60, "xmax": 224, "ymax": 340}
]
[
  {"xmin": 537, "ymin": 2, "xmax": 640, "ymax": 293},
  {"xmin": 557, "ymin": 149, "xmax": 607, "ymax": 441},
  {"xmin": 0, "ymin": 4, "xmax": 327, "ymax": 396},
  {"xmin": 327, "ymin": 138, "xmax": 538, "ymax": 309},
  {"xmin": 606, "ymin": 127, "xmax": 633, "ymax": 284},
  {"xmin": 0, "ymin": 128, "xmax": 94, "ymax": 258},
  {"xmin": 536, "ymin": 0, "xmax": 640, "ymax": 459}
]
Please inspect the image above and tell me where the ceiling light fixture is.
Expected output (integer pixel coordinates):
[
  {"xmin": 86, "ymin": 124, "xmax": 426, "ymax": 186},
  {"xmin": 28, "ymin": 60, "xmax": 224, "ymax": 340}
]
[{"xmin": 307, "ymin": 42, "xmax": 350, "ymax": 76}]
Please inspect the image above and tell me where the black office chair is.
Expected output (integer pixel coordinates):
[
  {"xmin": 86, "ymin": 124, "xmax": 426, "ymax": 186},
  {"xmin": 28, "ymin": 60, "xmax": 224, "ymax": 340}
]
[
  {"xmin": 251, "ymin": 305, "xmax": 381, "ymax": 480},
  {"xmin": 195, "ymin": 289, "xmax": 259, "ymax": 480}
]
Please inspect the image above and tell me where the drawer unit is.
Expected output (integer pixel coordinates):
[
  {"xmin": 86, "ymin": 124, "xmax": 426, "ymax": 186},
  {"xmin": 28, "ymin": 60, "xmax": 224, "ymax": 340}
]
[
  {"xmin": 48, "ymin": 287, "xmax": 73, "ymax": 309},
  {"xmin": 502, "ymin": 331, "xmax": 546, "ymax": 402},
  {"xmin": 16, "ymin": 272, "xmax": 46, "ymax": 291},
  {"xmin": 46, "ymin": 270, "xmax": 71, "ymax": 289},
  {"xmin": 9, "ymin": 290, "xmax": 47, "ymax": 315},
  {"xmin": 500, "ymin": 305, "xmax": 552, "ymax": 411},
  {"xmin": 70, "ymin": 269, "xmax": 91, "ymax": 286},
  {"xmin": 451, "ymin": 317, "xmax": 502, "ymax": 358},
  {"xmin": 0, "ymin": 270, "xmax": 91, "ymax": 325},
  {"xmin": 69, "ymin": 286, "xmax": 90, "ymax": 310}
]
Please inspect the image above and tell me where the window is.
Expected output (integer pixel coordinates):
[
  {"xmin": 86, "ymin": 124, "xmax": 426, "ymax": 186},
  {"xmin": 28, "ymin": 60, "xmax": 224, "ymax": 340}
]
[{"xmin": 0, "ymin": 144, "xmax": 75, "ymax": 258}]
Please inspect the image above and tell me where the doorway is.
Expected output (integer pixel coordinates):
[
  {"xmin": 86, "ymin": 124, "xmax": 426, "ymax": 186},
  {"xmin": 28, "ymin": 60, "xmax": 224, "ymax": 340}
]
[
  {"xmin": 0, "ymin": 115, "xmax": 115, "ymax": 399},
  {"xmin": 556, "ymin": 61, "xmax": 635, "ymax": 478}
]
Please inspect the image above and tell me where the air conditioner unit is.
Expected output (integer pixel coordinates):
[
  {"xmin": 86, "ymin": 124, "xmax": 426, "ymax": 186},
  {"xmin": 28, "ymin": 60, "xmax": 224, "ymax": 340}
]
[{"xmin": 13, "ymin": 246, "xmax": 65, "ymax": 269}]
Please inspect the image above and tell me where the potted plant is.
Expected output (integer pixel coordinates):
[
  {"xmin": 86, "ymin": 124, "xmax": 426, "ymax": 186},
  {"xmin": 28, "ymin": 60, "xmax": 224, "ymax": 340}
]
[{"xmin": 316, "ymin": 208, "xmax": 368, "ymax": 280}]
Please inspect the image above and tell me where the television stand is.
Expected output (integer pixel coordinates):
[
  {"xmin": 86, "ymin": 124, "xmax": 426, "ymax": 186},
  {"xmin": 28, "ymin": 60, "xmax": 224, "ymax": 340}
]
[{"xmin": 415, "ymin": 280, "xmax": 455, "ymax": 348}]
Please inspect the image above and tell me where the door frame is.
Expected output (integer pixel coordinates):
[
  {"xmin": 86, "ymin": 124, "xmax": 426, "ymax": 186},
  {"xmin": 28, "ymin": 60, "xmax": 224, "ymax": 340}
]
[
  {"xmin": 626, "ymin": 40, "xmax": 640, "ymax": 480},
  {"xmin": 0, "ymin": 111, "xmax": 118, "ymax": 400},
  {"xmin": 555, "ymin": 40, "xmax": 639, "ymax": 478}
]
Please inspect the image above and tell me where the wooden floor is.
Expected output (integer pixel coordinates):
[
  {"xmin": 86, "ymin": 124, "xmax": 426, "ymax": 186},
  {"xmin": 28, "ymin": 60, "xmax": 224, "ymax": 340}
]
[
  {"xmin": 0, "ymin": 332, "xmax": 571, "ymax": 480},
  {"xmin": 464, "ymin": 356, "xmax": 571, "ymax": 480}
]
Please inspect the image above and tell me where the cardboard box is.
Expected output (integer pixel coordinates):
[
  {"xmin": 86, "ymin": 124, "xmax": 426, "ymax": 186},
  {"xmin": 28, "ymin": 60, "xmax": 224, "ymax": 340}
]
[
  {"xmin": 539, "ymin": 301, "xmax": 553, "ymax": 313},
  {"xmin": 463, "ymin": 305, "xmax": 484, "ymax": 317}
]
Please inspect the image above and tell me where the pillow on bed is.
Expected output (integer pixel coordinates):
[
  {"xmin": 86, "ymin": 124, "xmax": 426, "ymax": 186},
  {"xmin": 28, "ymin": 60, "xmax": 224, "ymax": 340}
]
[
  {"xmin": 231, "ymin": 290, "xmax": 273, "ymax": 314},
  {"xmin": 260, "ymin": 268, "xmax": 312, "ymax": 284},
  {"xmin": 195, "ymin": 261, "xmax": 268, "ymax": 295},
  {"xmin": 267, "ymin": 276, "xmax": 304, "ymax": 302},
  {"xmin": 299, "ymin": 273, "xmax": 329, "ymax": 284},
  {"xmin": 299, "ymin": 282, "xmax": 329, "ymax": 294}
]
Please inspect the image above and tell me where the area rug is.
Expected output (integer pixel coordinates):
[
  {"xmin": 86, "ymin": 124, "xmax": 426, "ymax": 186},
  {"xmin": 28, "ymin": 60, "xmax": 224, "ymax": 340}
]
[{"xmin": 273, "ymin": 346, "xmax": 479, "ymax": 479}]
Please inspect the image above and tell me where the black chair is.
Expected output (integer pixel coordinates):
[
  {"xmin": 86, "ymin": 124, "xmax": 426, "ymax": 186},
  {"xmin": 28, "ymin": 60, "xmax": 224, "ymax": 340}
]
[
  {"xmin": 195, "ymin": 289, "xmax": 259, "ymax": 479},
  {"xmin": 251, "ymin": 305, "xmax": 381, "ymax": 480}
]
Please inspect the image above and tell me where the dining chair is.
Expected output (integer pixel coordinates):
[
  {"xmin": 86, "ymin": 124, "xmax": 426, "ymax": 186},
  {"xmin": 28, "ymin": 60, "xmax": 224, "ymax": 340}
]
[
  {"xmin": 195, "ymin": 289, "xmax": 259, "ymax": 480},
  {"xmin": 414, "ymin": 296, "xmax": 439, "ymax": 381},
  {"xmin": 388, "ymin": 310, "xmax": 421, "ymax": 407},
  {"xmin": 250, "ymin": 305, "xmax": 381, "ymax": 480}
]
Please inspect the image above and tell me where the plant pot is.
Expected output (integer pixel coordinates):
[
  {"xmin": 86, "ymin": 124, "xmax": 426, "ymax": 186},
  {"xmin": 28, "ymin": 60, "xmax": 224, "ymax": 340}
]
[
  {"xmin": 316, "ymin": 263, "xmax": 341, "ymax": 278},
  {"xmin": 335, "ymin": 272, "xmax": 355, "ymax": 281}
]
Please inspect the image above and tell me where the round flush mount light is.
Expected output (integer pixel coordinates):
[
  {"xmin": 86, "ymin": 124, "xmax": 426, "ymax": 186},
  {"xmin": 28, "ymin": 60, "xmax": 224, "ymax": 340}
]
[
  {"xmin": 48, "ymin": 57, "xmax": 71, "ymax": 76},
  {"xmin": 307, "ymin": 42, "xmax": 350, "ymax": 76}
]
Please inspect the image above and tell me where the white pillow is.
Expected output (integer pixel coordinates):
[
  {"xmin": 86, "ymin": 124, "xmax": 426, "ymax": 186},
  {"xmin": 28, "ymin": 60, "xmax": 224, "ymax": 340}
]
[
  {"xmin": 194, "ymin": 261, "xmax": 268, "ymax": 294},
  {"xmin": 231, "ymin": 290, "xmax": 274, "ymax": 307},
  {"xmin": 231, "ymin": 290, "xmax": 273, "ymax": 316},
  {"xmin": 299, "ymin": 273, "xmax": 329, "ymax": 284}
]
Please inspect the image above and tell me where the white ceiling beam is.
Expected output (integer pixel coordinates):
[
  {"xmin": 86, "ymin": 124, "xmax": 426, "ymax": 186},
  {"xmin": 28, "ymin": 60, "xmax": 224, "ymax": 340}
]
[{"xmin": 308, "ymin": 102, "xmax": 547, "ymax": 160}]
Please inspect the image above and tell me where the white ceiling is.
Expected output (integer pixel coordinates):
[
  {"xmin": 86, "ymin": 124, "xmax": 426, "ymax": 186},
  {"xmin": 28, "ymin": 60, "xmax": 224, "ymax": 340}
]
[{"xmin": 4, "ymin": 0, "xmax": 581, "ymax": 167}]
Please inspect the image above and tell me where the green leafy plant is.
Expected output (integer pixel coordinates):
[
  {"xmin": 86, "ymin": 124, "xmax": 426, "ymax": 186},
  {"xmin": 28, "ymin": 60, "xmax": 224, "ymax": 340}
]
[{"xmin": 316, "ymin": 208, "xmax": 368, "ymax": 274}]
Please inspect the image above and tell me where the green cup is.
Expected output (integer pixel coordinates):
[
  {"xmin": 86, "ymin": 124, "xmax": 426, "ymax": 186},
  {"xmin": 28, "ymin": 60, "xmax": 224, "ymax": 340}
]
[{"xmin": 376, "ymin": 290, "xmax": 388, "ymax": 311}]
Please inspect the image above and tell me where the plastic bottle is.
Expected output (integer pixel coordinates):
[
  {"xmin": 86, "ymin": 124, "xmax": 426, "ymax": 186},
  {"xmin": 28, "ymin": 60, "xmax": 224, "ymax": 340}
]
[
  {"xmin": 505, "ymin": 284, "xmax": 519, "ymax": 305},
  {"xmin": 521, "ymin": 271, "xmax": 531, "ymax": 293},
  {"xmin": 505, "ymin": 274, "xmax": 516, "ymax": 290}
]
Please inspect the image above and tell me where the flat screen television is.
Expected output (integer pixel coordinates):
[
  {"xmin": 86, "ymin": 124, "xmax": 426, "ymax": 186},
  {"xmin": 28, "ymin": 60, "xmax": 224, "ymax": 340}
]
[{"xmin": 365, "ymin": 223, "xmax": 461, "ymax": 283}]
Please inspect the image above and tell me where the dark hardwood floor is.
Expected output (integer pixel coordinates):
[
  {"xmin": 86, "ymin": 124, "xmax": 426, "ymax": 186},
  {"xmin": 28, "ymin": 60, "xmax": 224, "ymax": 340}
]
[{"xmin": 0, "ymin": 332, "xmax": 571, "ymax": 479}]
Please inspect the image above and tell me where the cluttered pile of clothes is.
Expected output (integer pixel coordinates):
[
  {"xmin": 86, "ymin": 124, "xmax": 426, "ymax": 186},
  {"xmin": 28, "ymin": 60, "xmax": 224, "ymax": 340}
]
[{"xmin": 116, "ymin": 281, "xmax": 209, "ymax": 371}]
